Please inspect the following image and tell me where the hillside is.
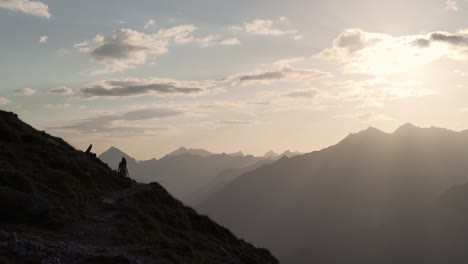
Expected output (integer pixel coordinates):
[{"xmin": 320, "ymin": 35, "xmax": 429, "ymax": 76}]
[
  {"xmin": 0, "ymin": 110, "xmax": 278, "ymax": 264},
  {"xmin": 199, "ymin": 124, "xmax": 468, "ymax": 264}
]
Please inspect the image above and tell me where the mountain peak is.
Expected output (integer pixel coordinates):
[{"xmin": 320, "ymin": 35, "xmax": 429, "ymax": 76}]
[
  {"xmin": 264, "ymin": 151, "xmax": 279, "ymax": 158},
  {"xmin": 394, "ymin": 122, "xmax": 419, "ymax": 133},
  {"xmin": 168, "ymin": 147, "xmax": 212, "ymax": 157}
]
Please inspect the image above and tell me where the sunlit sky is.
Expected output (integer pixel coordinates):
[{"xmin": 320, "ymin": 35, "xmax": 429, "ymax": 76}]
[{"xmin": 1, "ymin": 0, "xmax": 467, "ymax": 159}]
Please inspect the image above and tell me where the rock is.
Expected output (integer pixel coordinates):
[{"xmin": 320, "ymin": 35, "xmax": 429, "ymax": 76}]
[
  {"xmin": 41, "ymin": 257, "xmax": 61, "ymax": 264},
  {"xmin": 0, "ymin": 230, "xmax": 9, "ymax": 241},
  {"xmin": 9, "ymin": 232, "xmax": 17, "ymax": 242}
]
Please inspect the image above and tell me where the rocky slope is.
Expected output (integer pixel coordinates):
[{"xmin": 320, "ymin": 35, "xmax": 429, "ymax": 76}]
[{"xmin": 0, "ymin": 110, "xmax": 277, "ymax": 264}]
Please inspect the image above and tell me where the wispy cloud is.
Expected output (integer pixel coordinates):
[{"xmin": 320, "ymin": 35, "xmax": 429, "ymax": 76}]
[
  {"xmin": 231, "ymin": 17, "xmax": 302, "ymax": 40},
  {"xmin": 39, "ymin": 35, "xmax": 48, "ymax": 43},
  {"xmin": 445, "ymin": 0, "xmax": 459, "ymax": 11},
  {"xmin": 283, "ymin": 89, "xmax": 318, "ymax": 99},
  {"xmin": 48, "ymin": 86, "xmax": 74, "ymax": 95},
  {"xmin": 219, "ymin": 38, "xmax": 241, "ymax": 46},
  {"xmin": 143, "ymin": 19, "xmax": 156, "ymax": 29},
  {"xmin": 0, "ymin": 0, "xmax": 51, "ymax": 18},
  {"xmin": 80, "ymin": 78, "xmax": 212, "ymax": 98},
  {"xmin": 44, "ymin": 103, "xmax": 71, "ymax": 109},
  {"xmin": 335, "ymin": 112, "xmax": 394, "ymax": 122},
  {"xmin": 0, "ymin": 97, "xmax": 10, "ymax": 105},
  {"xmin": 238, "ymin": 67, "xmax": 331, "ymax": 84},
  {"xmin": 74, "ymin": 25, "xmax": 237, "ymax": 74},
  {"xmin": 57, "ymin": 48, "xmax": 70, "ymax": 56},
  {"xmin": 323, "ymin": 78, "xmax": 437, "ymax": 107},
  {"xmin": 14, "ymin": 87, "xmax": 36, "ymax": 96},
  {"xmin": 51, "ymin": 107, "xmax": 182, "ymax": 134}
]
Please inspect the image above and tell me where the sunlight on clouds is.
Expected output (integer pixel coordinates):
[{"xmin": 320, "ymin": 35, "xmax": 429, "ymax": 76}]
[
  {"xmin": 324, "ymin": 78, "xmax": 437, "ymax": 107},
  {"xmin": 335, "ymin": 112, "xmax": 394, "ymax": 123},
  {"xmin": 231, "ymin": 17, "xmax": 303, "ymax": 40},
  {"xmin": 446, "ymin": 0, "xmax": 459, "ymax": 11},
  {"xmin": 317, "ymin": 28, "xmax": 468, "ymax": 77},
  {"xmin": 74, "ymin": 25, "xmax": 239, "ymax": 74},
  {"xmin": 0, "ymin": 0, "xmax": 50, "ymax": 18}
]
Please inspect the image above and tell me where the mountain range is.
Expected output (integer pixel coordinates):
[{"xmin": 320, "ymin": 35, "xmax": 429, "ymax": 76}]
[
  {"xmin": 99, "ymin": 147, "xmax": 301, "ymax": 205},
  {"xmin": 0, "ymin": 110, "xmax": 277, "ymax": 263},
  {"xmin": 198, "ymin": 123, "xmax": 468, "ymax": 264}
]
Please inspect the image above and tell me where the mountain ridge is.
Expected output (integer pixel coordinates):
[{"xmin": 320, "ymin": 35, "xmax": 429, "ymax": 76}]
[
  {"xmin": 199, "ymin": 123, "xmax": 468, "ymax": 264},
  {"xmin": 0, "ymin": 110, "xmax": 278, "ymax": 264}
]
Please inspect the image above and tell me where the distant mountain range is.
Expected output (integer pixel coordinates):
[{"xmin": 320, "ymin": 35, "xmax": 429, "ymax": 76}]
[
  {"xmin": 98, "ymin": 146, "xmax": 301, "ymax": 205},
  {"xmin": 167, "ymin": 146, "xmax": 213, "ymax": 157},
  {"xmin": 198, "ymin": 123, "xmax": 468, "ymax": 264}
]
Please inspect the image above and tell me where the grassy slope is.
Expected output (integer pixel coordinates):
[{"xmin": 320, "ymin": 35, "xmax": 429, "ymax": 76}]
[{"xmin": 0, "ymin": 111, "xmax": 277, "ymax": 264}]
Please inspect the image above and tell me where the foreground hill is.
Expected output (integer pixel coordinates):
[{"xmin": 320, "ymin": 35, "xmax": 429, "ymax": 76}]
[
  {"xmin": 200, "ymin": 123, "xmax": 468, "ymax": 264},
  {"xmin": 99, "ymin": 148, "xmax": 274, "ymax": 205},
  {"xmin": 0, "ymin": 111, "xmax": 277, "ymax": 264}
]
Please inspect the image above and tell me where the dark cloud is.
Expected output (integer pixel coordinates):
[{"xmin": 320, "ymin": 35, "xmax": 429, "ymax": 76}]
[
  {"xmin": 239, "ymin": 67, "xmax": 331, "ymax": 82},
  {"xmin": 48, "ymin": 86, "xmax": 73, "ymax": 95},
  {"xmin": 51, "ymin": 108, "xmax": 182, "ymax": 134},
  {"xmin": 335, "ymin": 29, "xmax": 368, "ymax": 53},
  {"xmin": 239, "ymin": 71, "xmax": 284, "ymax": 81},
  {"xmin": 412, "ymin": 38, "xmax": 431, "ymax": 48},
  {"xmin": 91, "ymin": 42, "xmax": 148, "ymax": 60},
  {"xmin": 80, "ymin": 78, "xmax": 206, "ymax": 98},
  {"xmin": 13, "ymin": 88, "xmax": 36, "ymax": 96},
  {"xmin": 284, "ymin": 89, "xmax": 318, "ymax": 98},
  {"xmin": 430, "ymin": 32, "xmax": 468, "ymax": 47}
]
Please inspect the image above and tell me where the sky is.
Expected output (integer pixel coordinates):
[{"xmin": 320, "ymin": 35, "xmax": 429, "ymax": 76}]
[{"xmin": 0, "ymin": 0, "xmax": 467, "ymax": 159}]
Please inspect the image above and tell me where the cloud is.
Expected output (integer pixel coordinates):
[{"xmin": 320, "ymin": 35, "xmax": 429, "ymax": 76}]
[
  {"xmin": 39, "ymin": 35, "xmax": 48, "ymax": 43},
  {"xmin": 219, "ymin": 37, "xmax": 240, "ymax": 45},
  {"xmin": 75, "ymin": 29, "xmax": 169, "ymax": 74},
  {"xmin": 336, "ymin": 112, "xmax": 394, "ymax": 122},
  {"xmin": 446, "ymin": 0, "xmax": 458, "ymax": 11},
  {"xmin": 56, "ymin": 48, "xmax": 70, "ymax": 56},
  {"xmin": 429, "ymin": 32, "xmax": 468, "ymax": 47},
  {"xmin": 14, "ymin": 87, "xmax": 36, "ymax": 96},
  {"xmin": 0, "ymin": 97, "xmax": 10, "ymax": 105},
  {"xmin": 232, "ymin": 17, "xmax": 302, "ymax": 40},
  {"xmin": 74, "ymin": 25, "xmax": 234, "ymax": 74},
  {"xmin": 324, "ymin": 78, "xmax": 437, "ymax": 107},
  {"xmin": 0, "ymin": 0, "xmax": 50, "ymax": 18},
  {"xmin": 317, "ymin": 28, "xmax": 468, "ymax": 76},
  {"xmin": 51, "ymin": 107, "xmax": 182, "ymax": 134},
  {"xmin": 214, "ymin": 120, "xmax": 254, "ymax": 126},
  {"xmin": 44, "ymin": 103, "xmax": 71, "ymax": 109},
  {"xmin": 283, "ymin": 89, "xmax": 318, "ymax": 98},
  {"xmin": 237, "ymin": 66, "xmax": 332, "ymax": 84},
  {"xmin": 144, "ymin": 19, "xmax": 156, "ymax": 29},
  {"xmin": 48, "ymin": 86, "xmax": 73, "ymax": 95},
  {"xmin": 80, "ymin": 78, "xmax": 210, "ymax": 98}
]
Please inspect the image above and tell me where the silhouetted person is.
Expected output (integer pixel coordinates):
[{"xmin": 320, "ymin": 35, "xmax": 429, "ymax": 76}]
[{"xmin": 118, "ymin": 157, "xmax": 129, "ymax": 177}]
